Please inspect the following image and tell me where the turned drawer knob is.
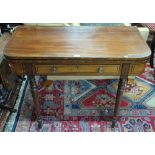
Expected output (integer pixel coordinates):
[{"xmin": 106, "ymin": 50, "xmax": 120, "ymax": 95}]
[
  {"xmin": 98, "ymin": 67, "xmax": 104, "ymax": 73},
  {"xmin": 51, "ymin": 66, "xmax": 57, "ymax": 73}
]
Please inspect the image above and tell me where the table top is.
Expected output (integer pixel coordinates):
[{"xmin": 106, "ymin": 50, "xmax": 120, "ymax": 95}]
[{"xmin": 4, "ymin": 26, "xmax": 151, "ymax": 60}]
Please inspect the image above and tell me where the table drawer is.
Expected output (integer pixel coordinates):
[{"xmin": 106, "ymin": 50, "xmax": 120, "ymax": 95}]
[{"xmin": 35, "ymin": 65, "xmax": 120, "ymax": 75}]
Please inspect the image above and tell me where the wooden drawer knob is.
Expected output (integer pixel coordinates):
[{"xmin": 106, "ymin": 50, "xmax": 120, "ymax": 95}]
[
  {"xmin": 98, "ymin": 67, "xmax": 104, "ymax": 73},
  {"xmin": 51, "ymin": 66, "xmax": 57, "ymax": 73}
]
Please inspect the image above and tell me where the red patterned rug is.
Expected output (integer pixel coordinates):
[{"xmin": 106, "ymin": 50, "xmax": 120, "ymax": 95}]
[{"xmin": 4, "ymin": 64, "xmax": 155, "ymax": 132}]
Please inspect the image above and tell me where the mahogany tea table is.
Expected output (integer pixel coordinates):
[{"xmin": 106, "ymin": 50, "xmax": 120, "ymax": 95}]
[{"xmin": 4, "ymin": 26, "xmax": 151, "ymax": 129}]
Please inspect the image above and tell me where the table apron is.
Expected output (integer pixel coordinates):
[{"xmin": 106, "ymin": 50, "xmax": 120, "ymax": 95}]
[{"xmin": 8, "ymin": 62, "xmax": 146, "ymax": 76}]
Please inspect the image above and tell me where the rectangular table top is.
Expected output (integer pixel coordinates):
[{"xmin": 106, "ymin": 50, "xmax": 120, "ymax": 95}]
[{"xmin": 4, "ymin": 26, "xmax": 151, "ymax": 60}]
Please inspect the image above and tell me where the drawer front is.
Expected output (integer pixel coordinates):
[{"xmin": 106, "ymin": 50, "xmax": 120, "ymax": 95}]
[
  {"xmin": 129, "ymin": 63, "xmax": 146, "ymax": 75},
  {"xmin": 35, "ymin": 65, "xmax": 121, "ymax": 75}
]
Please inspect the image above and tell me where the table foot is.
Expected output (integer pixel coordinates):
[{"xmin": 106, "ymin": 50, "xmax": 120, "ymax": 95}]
[
  {"xmin": 111, "ymin": 119, "xmax": 117, "ymax": 128},
  {"xmin": 37, "ymin": 117, "xmax": 43, "ymax": 129}
]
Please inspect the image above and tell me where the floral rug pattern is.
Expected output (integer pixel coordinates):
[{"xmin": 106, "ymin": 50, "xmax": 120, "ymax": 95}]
[{"xmin": 4, "ymin": 64, "xmax": 155, "ymax": 132}]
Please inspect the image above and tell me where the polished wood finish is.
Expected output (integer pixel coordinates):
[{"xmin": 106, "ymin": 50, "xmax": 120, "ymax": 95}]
[
  {"xmin": 35, "ymin": 64, "xmax": 121, "ymax": 75},
  {"xmin": 4, "ymin": 26, "xmax": 151, "ymax": 129},
  {"xmin": 28, "ymin": 75, "xmax": 42, "ymax": 128},
  {"xmin": 112, "ymin": 63, "xmax": 130, "ymax": 127},
  {"xmin": 5, "ymin": 26, "xmax": 150, "ymax": 60}
]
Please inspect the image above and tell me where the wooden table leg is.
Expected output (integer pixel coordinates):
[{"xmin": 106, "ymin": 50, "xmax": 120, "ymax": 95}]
[
  {"xmin": 112, "ymin": 77, "xmax": 127, "ymax": 128},
  {"xmin": 28, "ymin": 75, "xmax": 42, "ymax": 129}
]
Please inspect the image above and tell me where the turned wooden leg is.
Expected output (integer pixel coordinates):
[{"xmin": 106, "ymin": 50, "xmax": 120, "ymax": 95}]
[
  {"xmin": 150, "ymin": 34, "xmax": 155, "ymax": 68},
  {"xmin": 28, "ymin": 75, "xmax": 42, "ymax": 129},
  {"xmin": 112, "ymin": 78, "xmax": 127, "ymax": 128}
]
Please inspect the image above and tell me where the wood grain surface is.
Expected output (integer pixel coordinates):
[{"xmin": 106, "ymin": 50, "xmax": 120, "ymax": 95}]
[{"xmin": 4, "ymin": 26, "xmax": 151, "ymax": 60}]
